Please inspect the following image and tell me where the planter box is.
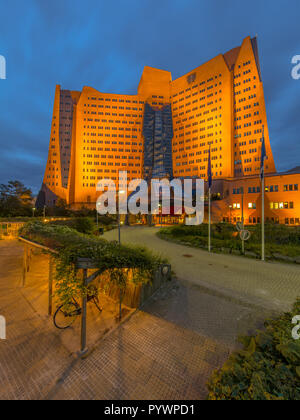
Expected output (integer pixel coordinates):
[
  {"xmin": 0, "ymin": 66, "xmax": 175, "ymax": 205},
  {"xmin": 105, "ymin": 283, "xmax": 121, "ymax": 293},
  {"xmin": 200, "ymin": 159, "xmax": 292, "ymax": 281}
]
[{"xmin": 98, "ymin": 265, "xmax": 172, "ymax": 309}]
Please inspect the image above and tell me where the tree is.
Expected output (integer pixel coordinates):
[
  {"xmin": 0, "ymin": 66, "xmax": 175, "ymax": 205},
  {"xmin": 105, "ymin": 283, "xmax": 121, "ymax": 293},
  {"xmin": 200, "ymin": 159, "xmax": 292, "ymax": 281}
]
[{"xmin": 0, "ymin": 181, "xmax": 33, "ymax": 217}]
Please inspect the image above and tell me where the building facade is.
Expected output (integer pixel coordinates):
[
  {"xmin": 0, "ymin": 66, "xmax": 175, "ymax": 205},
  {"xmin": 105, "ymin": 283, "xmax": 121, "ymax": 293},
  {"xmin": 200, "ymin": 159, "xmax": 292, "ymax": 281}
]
[
  {"xmin": 38, "ymin": 36, "xmax": 299, "ymax": 225},
  {"xmin": 209, "ymin": 170, "xmax": 299, "ymax": 226}
]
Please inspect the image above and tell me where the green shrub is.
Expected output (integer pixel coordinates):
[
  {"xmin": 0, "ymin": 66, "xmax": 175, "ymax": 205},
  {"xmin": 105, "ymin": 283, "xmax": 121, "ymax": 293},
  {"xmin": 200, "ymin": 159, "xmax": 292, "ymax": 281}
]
[
  {"xmin": 48, "ymin": 217, "xmax": 95, "ymax": 234},
  {"xmin": 207, "ymin": 299, "xmax": 300, "ymax": 400},
  {"xmin": 250, "ymin": 224, "xmax": 300, "ymax": 246},
  {"xmin": 97, "ymin": 215, "xmax": 116, "ymax": 226},
  {"xmin": 73, "ymin": 217, "xmax": 95, "ymax": 234},
  {"xmin": 49, "ymin": 216, "xmax": 116, "ymax": 233}
]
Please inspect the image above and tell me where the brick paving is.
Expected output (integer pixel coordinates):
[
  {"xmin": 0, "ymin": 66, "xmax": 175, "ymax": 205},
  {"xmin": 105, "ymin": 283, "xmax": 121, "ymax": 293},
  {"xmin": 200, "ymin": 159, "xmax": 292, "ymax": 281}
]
[
  {"xmin": 0, "ymin": 241, "xmax": 71, "ymax": 400},
  {"xmin": 1, "ymin": 231, "xmax": 299, "ymax": 400}
]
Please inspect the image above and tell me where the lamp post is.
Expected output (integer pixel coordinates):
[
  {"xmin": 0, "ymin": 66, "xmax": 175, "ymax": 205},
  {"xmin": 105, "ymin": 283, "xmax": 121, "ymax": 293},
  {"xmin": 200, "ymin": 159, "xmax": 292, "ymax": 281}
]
[
  {"xmin": 229, "ymin": 205, "xmax": 232, "ymax": 224},
  {"xmin": 32, "ymin": 207, "xmax": 36, "ymax": 218},
  {"xmin": 118, "ymin": 190, "xmax": 126, "ymax": 245},
  {"xmin": 43, "ymin": 205, "xmax": 46, "ymax": 219},
  {"xmin": 158, "ymin": 203, "xmax": 162, "ymax": 227}
]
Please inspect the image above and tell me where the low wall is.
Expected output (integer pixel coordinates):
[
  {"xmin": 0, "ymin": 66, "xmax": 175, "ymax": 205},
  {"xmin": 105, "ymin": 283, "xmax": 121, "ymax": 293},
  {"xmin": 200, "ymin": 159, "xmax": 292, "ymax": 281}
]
[{"xmin": 0, "ymin": 222, "xmax": 25, "ymax": 238}]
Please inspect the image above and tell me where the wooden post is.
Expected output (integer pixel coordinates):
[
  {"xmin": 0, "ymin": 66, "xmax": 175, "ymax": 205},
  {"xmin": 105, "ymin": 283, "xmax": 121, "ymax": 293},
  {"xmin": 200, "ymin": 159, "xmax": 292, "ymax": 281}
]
[
  {"xmin": 119, "ymin": 288, "xmax": 123, "ymax": 321},
  {"xmin": 22, "ymin": 245, "xmax": 28, "ymax": 287},
  {"xmin": 80, "ymin": 268, "xmax": 88, "ymax": 356},
  {"xmin": 28, "ymin": 247, "xmax": 33, "ymax": 271},
  {"xmin": 27, "ymin": 247, "xmax": 31, "ymax": 272},
  {"xmin": 48, "ymin": 256, "xmax": 54, "ymax": 316}
]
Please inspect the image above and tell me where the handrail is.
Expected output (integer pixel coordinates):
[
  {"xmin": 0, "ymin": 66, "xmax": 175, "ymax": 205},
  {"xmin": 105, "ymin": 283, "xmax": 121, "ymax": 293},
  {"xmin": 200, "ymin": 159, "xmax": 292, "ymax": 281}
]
[{"xmin": 18, "ymin": 236, "xmax": 59, "ymax": 255}]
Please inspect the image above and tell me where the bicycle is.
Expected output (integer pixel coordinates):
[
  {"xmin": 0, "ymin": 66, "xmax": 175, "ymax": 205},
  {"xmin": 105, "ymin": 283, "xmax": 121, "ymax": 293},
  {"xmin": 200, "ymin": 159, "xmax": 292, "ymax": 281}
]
[{"xmin": 53, "ymin": 285, "xmax": 103, "ymax": 330}]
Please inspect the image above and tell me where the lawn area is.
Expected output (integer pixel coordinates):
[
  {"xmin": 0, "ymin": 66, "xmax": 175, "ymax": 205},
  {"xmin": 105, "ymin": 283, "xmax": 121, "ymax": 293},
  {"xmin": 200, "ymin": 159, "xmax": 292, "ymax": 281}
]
[{"xmin": 157, "ymin": 223, "xmax": 300, "ymax": 262}]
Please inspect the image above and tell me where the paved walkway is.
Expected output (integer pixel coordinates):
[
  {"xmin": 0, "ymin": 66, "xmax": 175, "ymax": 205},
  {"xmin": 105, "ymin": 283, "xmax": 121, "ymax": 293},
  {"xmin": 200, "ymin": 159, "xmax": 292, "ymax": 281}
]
[
  {"xmin": 0, "ymin": 240, "xmax": 230, "ymax": 400},
  {"xmin": 104, "ymin": 227, "xmax": 300, "ymax": 313}
]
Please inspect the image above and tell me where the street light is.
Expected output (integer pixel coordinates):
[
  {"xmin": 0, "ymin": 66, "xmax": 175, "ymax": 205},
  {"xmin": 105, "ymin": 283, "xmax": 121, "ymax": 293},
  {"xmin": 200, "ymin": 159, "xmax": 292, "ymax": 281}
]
[
  {"xmin": 118, "ymin": 190, "xmax": 126, "ymax": 245},
  {"xmin": 32, "ymin": 207, "xmax": 36, "ymax": 218},
  {"xmin": 229, "ymin": 205, "xmax": 232, "ymax": 224},
  {"xmin": 158, "ymin": 203, "xmax": 162, "ymax": 227}
]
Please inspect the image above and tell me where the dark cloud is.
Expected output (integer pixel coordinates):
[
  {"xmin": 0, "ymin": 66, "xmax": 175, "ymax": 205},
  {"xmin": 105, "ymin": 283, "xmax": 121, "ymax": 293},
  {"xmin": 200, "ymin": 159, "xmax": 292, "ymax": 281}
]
[{"xmin": 0, "ymin": 0, "xmax": 299, "ymax": 193}]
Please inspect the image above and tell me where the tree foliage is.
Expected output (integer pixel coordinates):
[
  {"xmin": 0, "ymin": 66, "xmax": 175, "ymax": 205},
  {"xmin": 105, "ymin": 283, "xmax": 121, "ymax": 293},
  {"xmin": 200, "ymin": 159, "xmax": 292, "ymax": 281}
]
[{"xmin": 0, "ymin": 181, "xmax": 33, "ymax": 217}]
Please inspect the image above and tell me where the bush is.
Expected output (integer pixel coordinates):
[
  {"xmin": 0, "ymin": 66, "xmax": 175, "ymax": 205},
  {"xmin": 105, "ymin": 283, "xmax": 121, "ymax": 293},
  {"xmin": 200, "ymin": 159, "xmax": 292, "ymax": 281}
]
[
  {"xmin": 250, "ymin": 224, "xmax": 300, "ymax": 246},
  {"xmin": 46, "ymin": 218, "xmax": 95, "ymax": 234},
  {"xmin": 73, "ymin": 217, "xmax": 95, "ymax": 234},
  {"xmin": 207, "ymin": 299, "xmax": 300, "ymax": 400},
  {"xmin": 49, "ymin": 216, "xmax": 116, "ymax": 234},
  {"xmin": 97, "ymin": 215, "xmax": 116, "ymax": 226}
]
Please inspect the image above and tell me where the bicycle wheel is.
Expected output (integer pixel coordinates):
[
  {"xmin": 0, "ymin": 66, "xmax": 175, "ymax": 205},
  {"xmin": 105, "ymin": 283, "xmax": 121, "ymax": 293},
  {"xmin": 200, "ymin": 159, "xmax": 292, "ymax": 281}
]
[{"xmin": 53, "ymin": 303, "xmax": 81, "ymax": 330}]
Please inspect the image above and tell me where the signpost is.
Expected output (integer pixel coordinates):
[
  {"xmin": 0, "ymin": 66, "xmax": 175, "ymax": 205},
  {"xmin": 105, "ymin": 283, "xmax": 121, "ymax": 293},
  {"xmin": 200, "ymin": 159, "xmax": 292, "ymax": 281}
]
[
  {"xmin": 236, "ymin": 222, "xmax": 251, "ymax": 252},
  {"xmin": 239, "ymin": 229, "xmax": 251, "ymax": 242}
]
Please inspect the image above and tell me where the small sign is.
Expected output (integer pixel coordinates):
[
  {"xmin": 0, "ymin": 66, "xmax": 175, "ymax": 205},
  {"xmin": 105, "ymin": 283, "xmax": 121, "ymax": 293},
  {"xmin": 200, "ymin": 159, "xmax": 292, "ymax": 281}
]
[
  {"xmin": 240, "ymin": 230, "xmax": 251, "ymax": 241},
  {"xmin": 76, "ymin": 258, "xmax": 98, "ymax": 270}
]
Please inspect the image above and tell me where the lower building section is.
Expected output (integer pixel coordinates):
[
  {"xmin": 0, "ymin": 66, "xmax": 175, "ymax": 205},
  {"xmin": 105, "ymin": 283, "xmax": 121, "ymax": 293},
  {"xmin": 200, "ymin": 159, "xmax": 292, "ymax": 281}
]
[
  {"xmin": 209, "ymin": 171, "xmax": 300, "ymax": 226},
  {"xmin": 36, "ymin": 183, "xmax": 59, "ymax": 208}
]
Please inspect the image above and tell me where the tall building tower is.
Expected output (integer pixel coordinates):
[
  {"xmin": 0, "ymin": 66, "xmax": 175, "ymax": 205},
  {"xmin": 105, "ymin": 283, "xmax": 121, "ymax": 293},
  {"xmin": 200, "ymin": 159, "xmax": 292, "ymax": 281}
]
[
  {"xmin": 231, "ymin": 37, "xmax": 276, "ymax": 177},
  {"xmin": 37, "ymin": 36, "xmax": 276, "ymax": 209},
  {"xmin": 170, "ymin": 36, "xmax": 275, "ymax": 180}
]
